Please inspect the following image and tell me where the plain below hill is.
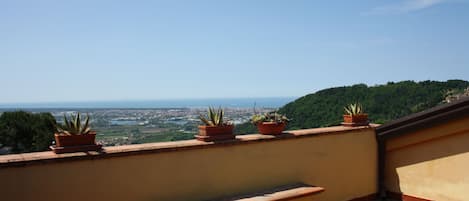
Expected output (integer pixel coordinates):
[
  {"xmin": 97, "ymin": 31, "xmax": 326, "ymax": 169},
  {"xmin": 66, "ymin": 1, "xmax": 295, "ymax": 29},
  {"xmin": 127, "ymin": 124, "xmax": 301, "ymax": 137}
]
[{"xmin": 235, "ymin": 80, "xmax": 469, "ymax": 134}]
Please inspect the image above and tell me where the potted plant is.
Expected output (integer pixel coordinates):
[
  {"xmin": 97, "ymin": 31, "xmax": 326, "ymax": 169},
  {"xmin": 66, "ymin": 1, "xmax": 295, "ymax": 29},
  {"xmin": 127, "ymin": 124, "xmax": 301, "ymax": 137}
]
[
  {"xmin": 342, "ymin": 103, "xmax": 369, "ymax": 127},
  {"xmin": 50, "ymin": 113, "xmax": 102, "ymax": 153},
  {"xmin": 251, "ymin": 111, "xmax": 289, "ymax": 135},
  {"xmin": 195, "ymin": 107, "xmax": 235, "ymax": 142}
]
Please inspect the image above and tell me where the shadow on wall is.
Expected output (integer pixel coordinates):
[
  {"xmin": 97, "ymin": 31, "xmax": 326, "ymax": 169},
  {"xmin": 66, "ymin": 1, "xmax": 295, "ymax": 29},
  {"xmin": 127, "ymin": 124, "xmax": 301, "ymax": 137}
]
[{"xmin": 385, "ymin": 129, "xmax": 469, "ymax": 199}]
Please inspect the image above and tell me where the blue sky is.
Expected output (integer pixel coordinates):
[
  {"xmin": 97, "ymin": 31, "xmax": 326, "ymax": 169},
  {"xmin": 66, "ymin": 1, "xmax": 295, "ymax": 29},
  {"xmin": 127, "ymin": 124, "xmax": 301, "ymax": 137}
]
[{"xmin": 1, "ymin": 0, "xmax": 468, "ymax": 103}]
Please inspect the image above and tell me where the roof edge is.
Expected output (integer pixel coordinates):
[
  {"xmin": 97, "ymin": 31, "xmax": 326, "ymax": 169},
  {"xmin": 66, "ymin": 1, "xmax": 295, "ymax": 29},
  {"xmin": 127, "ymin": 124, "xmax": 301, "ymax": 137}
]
[{"xmin": 376, "ymin": 97, "xmax": 469, "ymax": 140}]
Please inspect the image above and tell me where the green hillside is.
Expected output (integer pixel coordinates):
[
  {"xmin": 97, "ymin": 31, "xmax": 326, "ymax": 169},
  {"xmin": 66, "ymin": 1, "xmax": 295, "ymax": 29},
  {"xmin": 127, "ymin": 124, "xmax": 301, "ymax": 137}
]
[{"xmin": 235, "ymin": 80, "xmax": 469, "ymax": 134}]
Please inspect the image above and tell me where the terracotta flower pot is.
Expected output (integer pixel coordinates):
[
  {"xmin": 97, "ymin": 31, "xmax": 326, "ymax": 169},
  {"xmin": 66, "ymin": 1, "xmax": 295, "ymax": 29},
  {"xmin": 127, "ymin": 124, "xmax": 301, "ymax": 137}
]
[
  {"xmin": 198, "ymin": 125, "xmax": 234, "ymax": 136},
  {"xmin": 195, "ymin": 125, "xmax": 235, "ymax": 142},
  {"xmin": 54, "ymin": 132, "xmax": 97, "ymax": 147},
  {"xmin": 256, "ymin": 122, "xmax": 286, "ymax": 135},
  {"xmin": 51, "ymin": 131, "xmax": 102, "ymax": 154},
  {"xmin": 342, "ymin": 114, "xmax": 369, "ymax": 127}
]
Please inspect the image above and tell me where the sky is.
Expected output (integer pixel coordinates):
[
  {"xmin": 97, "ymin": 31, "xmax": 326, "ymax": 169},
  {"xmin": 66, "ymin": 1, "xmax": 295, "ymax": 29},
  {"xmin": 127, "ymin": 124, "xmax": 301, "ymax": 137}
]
[{"xmin": 1, "ymin": 0, "xmax": 468, "ymax": 103}]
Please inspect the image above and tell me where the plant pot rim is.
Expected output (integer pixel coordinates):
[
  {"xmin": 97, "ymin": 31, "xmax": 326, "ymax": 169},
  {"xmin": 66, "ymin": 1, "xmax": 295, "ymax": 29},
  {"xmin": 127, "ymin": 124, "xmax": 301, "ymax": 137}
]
[
  {"xmin": 54, "ymin": 131, "xmax": 97, "ymax": 136},
  {"xmin": 198, "ymin": 124, "xmax": 234, "ymax": 128},
  {"xmin": 256, "ymin": 121, "xmax": 286, "ymax": 125}
]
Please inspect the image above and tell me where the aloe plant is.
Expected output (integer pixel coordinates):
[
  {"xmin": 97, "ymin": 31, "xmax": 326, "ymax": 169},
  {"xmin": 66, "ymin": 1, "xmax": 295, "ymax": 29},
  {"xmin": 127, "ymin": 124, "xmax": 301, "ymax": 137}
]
[
  {"xmin": 344, "ymin": 103, "xmax": 365, "ymax": 115},
  {"xmin": 199, "ymin": 107, "xmax": 230, "ymax": 126},
  {"xmin": 251, "ymin": 111, "xmax": 289, "ymax": 124},
  {"xmin": 56, "ymin": 113, "xmax": 92, "ymax": 135}
]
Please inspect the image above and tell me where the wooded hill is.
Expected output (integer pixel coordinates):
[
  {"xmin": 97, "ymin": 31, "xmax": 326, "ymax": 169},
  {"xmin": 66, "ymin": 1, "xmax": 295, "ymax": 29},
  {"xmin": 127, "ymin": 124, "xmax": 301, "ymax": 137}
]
[{"xmin": 235, "ymin": 80, "xmax": 469, "ymax": 134}]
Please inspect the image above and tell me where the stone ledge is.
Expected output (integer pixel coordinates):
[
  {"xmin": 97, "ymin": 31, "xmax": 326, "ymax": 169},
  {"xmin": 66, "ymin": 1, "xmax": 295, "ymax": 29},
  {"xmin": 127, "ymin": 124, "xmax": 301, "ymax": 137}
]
[{"xmin": 0, "ymin": 124, "xmax": 378, "ymax": 168}]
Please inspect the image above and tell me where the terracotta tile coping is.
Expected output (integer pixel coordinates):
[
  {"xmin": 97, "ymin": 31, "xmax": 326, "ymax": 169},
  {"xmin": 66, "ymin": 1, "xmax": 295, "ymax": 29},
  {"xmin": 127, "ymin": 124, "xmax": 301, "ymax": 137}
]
[
  {"xmin": 222, "ymin": 183, "xmax": 325, "ymax": 201},
  {"xmin": 0, "ymin": 125, "xmax": 378, "ymax": 168}
]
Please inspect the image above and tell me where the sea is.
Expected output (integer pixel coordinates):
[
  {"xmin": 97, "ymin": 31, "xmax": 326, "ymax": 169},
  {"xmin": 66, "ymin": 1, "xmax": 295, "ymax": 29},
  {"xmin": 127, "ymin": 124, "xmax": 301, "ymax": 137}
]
[{"xmin": 0, "ymin": 97, "xmax": 296, "ymax": 109}]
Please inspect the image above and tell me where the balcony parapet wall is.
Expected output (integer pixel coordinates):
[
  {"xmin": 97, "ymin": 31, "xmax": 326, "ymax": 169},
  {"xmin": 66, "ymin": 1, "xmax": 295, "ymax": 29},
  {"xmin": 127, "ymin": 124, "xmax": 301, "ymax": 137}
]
[
  {"xmin": 0, "ymin": 125, "xmax": 378, "ymax": 168},
  {"xmin": 0, "ymin": 125, "xmax": 379, "ymax": 201}
]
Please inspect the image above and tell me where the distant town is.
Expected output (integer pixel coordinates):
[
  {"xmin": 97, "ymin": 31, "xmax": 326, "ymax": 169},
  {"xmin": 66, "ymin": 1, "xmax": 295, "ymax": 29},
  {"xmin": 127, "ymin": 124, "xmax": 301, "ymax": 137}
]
[{"xmin": 0, "ymin": 107, "xmax": 277, "ymax": 146}]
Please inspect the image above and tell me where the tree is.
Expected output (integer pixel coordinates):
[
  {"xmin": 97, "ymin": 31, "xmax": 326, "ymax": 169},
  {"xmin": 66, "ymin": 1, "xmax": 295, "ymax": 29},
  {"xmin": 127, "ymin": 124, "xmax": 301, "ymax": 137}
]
[
  {"xmin": 0, "ymin": 111, "xmax": 56, "ymax": 154},
  {"xmin": 235, "ymin": 80, "xmax": 469, "ymax": 134}
]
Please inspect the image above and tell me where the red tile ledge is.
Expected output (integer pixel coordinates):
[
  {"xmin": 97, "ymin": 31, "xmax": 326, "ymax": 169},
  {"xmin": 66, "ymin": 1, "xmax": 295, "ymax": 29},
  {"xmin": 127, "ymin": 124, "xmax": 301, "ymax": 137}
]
[
  {"xmin": 0, "ymin": 125, "xmax": 378, "ymax": 168},
  {"xmin": 220, "ymin": 183, "xmax": 325, "ymax": 201}
]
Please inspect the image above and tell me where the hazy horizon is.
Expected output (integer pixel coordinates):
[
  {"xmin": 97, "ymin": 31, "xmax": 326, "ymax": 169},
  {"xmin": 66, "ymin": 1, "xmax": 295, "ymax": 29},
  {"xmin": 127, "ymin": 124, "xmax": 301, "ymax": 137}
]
[{"xmin": 0, "ymin": 97, "xmax": 296, "ymax": 109}]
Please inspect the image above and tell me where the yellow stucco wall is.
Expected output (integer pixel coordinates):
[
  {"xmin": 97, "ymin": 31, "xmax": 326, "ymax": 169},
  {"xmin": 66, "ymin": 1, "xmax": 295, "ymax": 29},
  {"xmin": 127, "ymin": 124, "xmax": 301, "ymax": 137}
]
[
  {"xmin": 385, "ymin": 116, "xmax": 469, "ymax": 201},
  {"xmin": 0, "ymin": 128, "xmax": 377, "ymax": 201}
]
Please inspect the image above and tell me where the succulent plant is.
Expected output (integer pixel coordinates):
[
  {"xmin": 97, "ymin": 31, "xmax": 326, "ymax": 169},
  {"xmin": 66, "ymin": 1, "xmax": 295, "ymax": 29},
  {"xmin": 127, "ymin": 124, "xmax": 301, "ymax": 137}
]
[
  {"xmin": 56, "ymin": 113, "xmax": 92, "ymax": 135},
  {"xmin": 199, "ymin": 107, "xmax": 230, "ymax": 126},
  {"xmin": 251, "ymin": 111, "xmax": 289, "ymax": 124},
  {"xmin": 344, "ymin": 103, "xmax": 365, "ymax": 115}
]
